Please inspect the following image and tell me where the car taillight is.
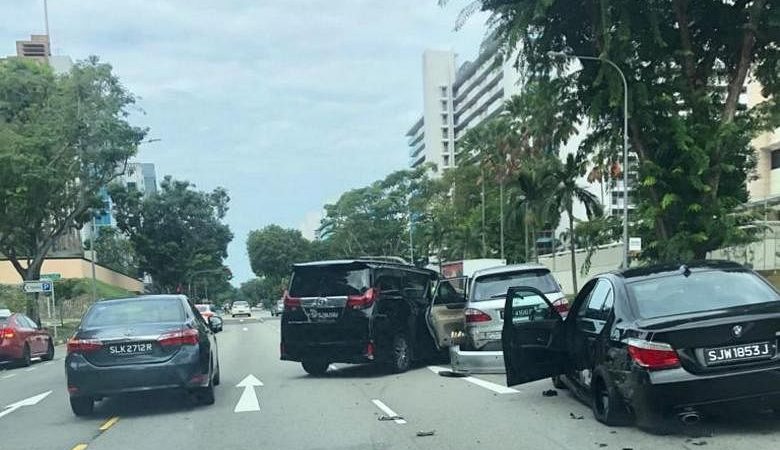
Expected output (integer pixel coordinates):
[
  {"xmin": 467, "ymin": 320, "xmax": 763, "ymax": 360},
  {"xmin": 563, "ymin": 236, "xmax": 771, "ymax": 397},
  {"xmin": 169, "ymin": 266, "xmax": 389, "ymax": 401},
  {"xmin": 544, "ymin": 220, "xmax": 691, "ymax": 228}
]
[
  {"xmin": 159, "ymin": 328, "xmax": 199, "ymax": 347},
  {"xmin": 0, "ymin": 327, "xmax": 14, "ymax": 340},
  {"xmin": 67, "ymin": 338, "xmax": 103, "ymax": 354},
  {"xmin": 465, "ymin": 308, "xmax": 492, "ymax": 323},
  {"xmin": 552, "ymin": 298, "xmax": 570, "ymax": 315},
  {"xmin": 347, "ymin": 288, "xmax": 378, "ymax": 310},
  {"xmin": 627, "ymin": 339, "xmax": 681, "ymax": 371},
  {"xmin": 283, "ymin": 291, "xmax": 301, "ymax": 310}
]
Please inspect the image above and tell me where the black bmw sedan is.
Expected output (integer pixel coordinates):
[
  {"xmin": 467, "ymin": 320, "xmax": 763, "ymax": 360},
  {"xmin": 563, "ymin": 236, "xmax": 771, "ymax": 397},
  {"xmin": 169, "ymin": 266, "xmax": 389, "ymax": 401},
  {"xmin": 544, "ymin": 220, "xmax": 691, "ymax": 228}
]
[
  {"xmin": 502, "ymin": 261, "xmax": 780, "ymax": 432},
  {"xmin": 66, "ymin": 295, "xmax": 222, "ymax": 416}
]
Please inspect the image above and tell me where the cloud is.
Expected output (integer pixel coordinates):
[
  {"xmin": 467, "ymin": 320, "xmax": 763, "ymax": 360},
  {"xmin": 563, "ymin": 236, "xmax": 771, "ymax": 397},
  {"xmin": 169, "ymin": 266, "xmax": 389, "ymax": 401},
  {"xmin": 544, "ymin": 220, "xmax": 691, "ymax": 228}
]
[
  {"xmin": 1, "ymin": 0, "xmax": 490, "ymax": 284},
  {"xmin": 299, "ymin": 209, "xmax": 324, "ymax": 241}
]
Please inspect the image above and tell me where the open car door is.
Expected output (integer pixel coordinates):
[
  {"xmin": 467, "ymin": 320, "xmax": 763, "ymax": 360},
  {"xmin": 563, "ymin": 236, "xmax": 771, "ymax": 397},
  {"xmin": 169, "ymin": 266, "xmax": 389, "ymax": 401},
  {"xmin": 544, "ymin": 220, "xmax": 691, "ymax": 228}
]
[
  {"xmin": 502, "ymin": 286, "xmax": 568, "ymax": 386},
  {"xmin": 426, "ymin": 278, "xmax": 466, "ymax": 350}
]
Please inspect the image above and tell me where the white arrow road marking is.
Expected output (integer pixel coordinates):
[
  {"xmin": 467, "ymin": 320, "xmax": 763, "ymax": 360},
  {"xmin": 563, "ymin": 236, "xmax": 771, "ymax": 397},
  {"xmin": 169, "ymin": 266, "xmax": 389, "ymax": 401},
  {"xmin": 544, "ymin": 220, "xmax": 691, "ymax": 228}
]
[
  {"xmin": 234, "ymin": 375, "xmax": 263, "ymax": 413},
  {"xmin": 0, "ymin": 390, "xmax": 52, "ymax": 419},
  {"xmin": 372, "ymin": 399, "xmax": 406, "ymax": 424},
  {"xmin": 427, "ymin": 366, "xmax": 518, "ymax": 394}
]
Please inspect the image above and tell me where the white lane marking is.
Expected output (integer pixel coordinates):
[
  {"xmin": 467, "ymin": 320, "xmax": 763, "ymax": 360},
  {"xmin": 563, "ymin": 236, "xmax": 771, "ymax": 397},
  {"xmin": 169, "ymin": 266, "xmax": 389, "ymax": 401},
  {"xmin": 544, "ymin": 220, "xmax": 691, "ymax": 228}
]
[
  {"xmin": 234, "ymin": 375, "xmax": 263, "ymax": 413},
  {"xmin": 242, "ymin": 327, "xmax": 248, "ymax": 331},
  {"xmin": 371, "ymin": 399, "xmax": 407, "ymax": 424},
  {"xmin": 1, "ymin": 373, "xmax": 16, "ymax": 379},
  {"xmin": 0, "ymin": 390, "xmax": 52, "ymax": 419},
  {"xmin": 427, "ymin": 366, "xmax": 518, "ymax": 394},
  {"xmin": 239, "ymin": 319, "xmax": 244, "ymax": 323},
  {"xmin": 24, "ymin": 367, "xmax": 36, "ymax": 372}
]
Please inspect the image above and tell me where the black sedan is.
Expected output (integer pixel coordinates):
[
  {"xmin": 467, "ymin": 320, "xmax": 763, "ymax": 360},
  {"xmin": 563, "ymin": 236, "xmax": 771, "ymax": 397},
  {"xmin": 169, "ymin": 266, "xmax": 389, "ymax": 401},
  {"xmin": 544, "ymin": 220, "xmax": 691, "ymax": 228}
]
[
  {"xmin": 502, "ymin": 261, "xmax": 780, "ymax": 432},
  {"xmin": 66, "ymin": 295, "xmax": 223, "ymax": 416}
]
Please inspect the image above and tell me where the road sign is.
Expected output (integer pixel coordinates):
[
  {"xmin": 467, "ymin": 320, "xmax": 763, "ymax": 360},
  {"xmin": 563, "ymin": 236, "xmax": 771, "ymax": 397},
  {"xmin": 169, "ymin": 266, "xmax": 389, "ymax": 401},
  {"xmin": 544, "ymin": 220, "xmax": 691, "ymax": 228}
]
[
  {"xmin": 23, "ymin": 280, "xmax": 53, "ymax": 293},
  {"xmin": 629, "ymin": 237, "xmax": 642, "ymax": 252},
  {"xmin": 40, "ymin": 273, "xmax": 61, "ymax": 281}
]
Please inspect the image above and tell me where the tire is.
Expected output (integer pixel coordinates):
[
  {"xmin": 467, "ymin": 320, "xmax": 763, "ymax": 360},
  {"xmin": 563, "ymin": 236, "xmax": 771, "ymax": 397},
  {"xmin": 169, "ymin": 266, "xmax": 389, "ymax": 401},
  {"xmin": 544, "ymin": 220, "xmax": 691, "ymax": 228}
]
[
  {"xmin": 17, "ymin": 344, "xmax": 31, "ymax": 367},
  {"xmin": 198, "ymin": 379, "xmax": 216, "ymax": 405},
  {"xmin": 301, "ymin": 360, "xmax": 329, "ymax": 376},
  {"xmin": 70, "ymin": 396, "xmax": 94, "ymax": 416},
  {"xmin": 389, "ymin": 334, "xmax": 412, "ymax": 373},
  {"xmin": 213, "ymin": 362, "xmax": 221, "ymax": 386},
  {"xmin": 552, "ymin": 375, "xmax": 567, "ymax": 390},
  {"xmin": 42, "ymin": 340, "xmax": 54, "ymax": 361},
  {"xmin": 591, "ymin": 367, "xmax": 633, "ymax": 426}
]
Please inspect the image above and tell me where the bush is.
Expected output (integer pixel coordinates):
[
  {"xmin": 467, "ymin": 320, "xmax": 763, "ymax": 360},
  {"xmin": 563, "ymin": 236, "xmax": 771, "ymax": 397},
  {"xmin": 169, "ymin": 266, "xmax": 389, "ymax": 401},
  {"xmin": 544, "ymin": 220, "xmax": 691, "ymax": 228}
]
[{"xmin": 0, "ymin": 285, "xmax": 27, "ymax": 313}]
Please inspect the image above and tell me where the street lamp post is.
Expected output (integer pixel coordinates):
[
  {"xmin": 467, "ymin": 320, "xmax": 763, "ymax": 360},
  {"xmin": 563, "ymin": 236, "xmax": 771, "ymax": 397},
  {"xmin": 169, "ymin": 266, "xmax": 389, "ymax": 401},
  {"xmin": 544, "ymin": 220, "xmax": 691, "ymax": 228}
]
[{"xmin": 548, "ymin": 51, "xmax": 630, "ymax": 268}]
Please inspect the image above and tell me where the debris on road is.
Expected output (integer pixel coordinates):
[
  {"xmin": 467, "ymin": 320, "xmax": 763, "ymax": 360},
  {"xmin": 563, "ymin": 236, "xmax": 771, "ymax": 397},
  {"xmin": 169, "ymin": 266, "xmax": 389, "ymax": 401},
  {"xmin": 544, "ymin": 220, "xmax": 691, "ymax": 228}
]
[
  {"xmin": 596, "ymin": 444, "xmax": 607, "ymax": 448},
  {"xmin": 542, "ymin": 389, "xmax": 558, "ymax": 397},
  {"xmin": 438, "ymin": 370, "xmax": 469, "ymax": 378},
  {"xmin": 416, "ymin": 430, "xmax": 435, "ymax": 437},
  {"xmin": 570, "ymin": 413, "xmax": 585, "ymax": 420},
  {"xmin": 378, "ymin": 415, "xmax": 404, "ymax": 421}
]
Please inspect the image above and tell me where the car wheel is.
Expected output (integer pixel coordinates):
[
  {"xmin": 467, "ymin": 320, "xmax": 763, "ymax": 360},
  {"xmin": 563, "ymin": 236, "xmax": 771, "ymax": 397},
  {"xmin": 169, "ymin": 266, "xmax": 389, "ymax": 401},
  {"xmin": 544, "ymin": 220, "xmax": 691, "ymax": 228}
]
[
  {"xmin": 17, "ymin": 343, "xmax": 31, "ymax": 367},
  {"xmin": 591, "ymin": 368, "xmax": 632, "ymax": 426},
  {"xmin": 552, "ymin": 375, "xmax": 567, "ymax": 390},
  {"xmin": 301, "ymin": 360, "xmax": 329, "ymax": 376},
  {"xmin": 389, "ymin": 334, "xmax": 412, "ymax": 373},
  {"xmin": 198, "ymin": 379, "xmax": 216, "ymax": 405},
  {"xmin": 42, "ymin": 340, "xmax": 55, "ymax": 361},
  {"xmin": 213, "ymin": 362, "xmax": 221, "ymax": 386},
  {"xmin": 70, "ymin": 396, "xmax": 94, "ymax": 416}
]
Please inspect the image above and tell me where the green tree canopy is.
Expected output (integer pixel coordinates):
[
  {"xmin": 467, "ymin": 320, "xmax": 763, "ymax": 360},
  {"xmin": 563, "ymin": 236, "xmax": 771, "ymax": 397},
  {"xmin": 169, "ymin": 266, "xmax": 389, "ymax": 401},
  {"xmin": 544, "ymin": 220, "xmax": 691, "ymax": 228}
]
[
  {"xmin": 110, "ymin": 176, "xmax": 233, "ymax": 293},
  {"xmin": 452, "ymin": 0, "xmax": 780, "ymax": 260},
  {"xmin": 246, "ymin": 225, "xmax": 312, "ymax": 281}
]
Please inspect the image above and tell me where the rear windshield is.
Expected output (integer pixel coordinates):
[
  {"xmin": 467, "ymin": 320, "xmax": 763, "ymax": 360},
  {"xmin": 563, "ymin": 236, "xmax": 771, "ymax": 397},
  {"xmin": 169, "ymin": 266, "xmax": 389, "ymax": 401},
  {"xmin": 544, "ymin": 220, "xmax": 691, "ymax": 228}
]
[
  {"xmin": 472, "ymin": 269, "xmax": 560, "ymax": 301},
  {"xmin": 233, "ymin": 301, "xmax": 248, "ymax": 307},
  {"xmin": 82, "ymin": 298, "xmax": 186, "ymax": 327},
  {"xmin": 290, "ymin": 265, "xmax": 370, "ymax": 297},
  {"xmin": 628, "ymin": 270, "xmax": 780, "ymax": 319}
]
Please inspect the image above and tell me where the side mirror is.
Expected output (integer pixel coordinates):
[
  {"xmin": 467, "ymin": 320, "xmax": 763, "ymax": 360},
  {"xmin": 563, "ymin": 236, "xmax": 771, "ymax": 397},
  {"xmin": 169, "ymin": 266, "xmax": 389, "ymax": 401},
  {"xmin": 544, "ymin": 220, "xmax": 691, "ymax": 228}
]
[{"xmin": 208, "ymin": 316, "xmax": 223, "ymax": 333}]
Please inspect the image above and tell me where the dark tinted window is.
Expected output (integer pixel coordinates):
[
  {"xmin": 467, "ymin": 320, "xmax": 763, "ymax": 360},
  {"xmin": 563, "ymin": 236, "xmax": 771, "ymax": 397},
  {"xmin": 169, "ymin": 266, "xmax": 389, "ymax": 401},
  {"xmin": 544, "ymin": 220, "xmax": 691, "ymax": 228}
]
[
  {"xmin": 404, "ymin": 272, "xmax": 431, "ymax": 303},
  {"xmin": 472, "ymin": 269, "xmax": 560, "ymax": 302},
  {"xmin": 772, "ymin": 149, "xmax": 780, "ymax": 170},
  {"xmin": 628, "ymin": 270, "xmax": 780, "ymax": 318},
  {"xmin": 289, "ymin": 265, "xmax": 370, "ymax": 297},
  {"xmin": 579, "ymin": 279, "xmax": 614, "ymax": 321},
  {"xmin": 82, "ymin": 298, "xmax": 186, "ymax": 327},
  {"xmin": 436, "ymin": 279, "xmax": 464, "ymax": 305}
]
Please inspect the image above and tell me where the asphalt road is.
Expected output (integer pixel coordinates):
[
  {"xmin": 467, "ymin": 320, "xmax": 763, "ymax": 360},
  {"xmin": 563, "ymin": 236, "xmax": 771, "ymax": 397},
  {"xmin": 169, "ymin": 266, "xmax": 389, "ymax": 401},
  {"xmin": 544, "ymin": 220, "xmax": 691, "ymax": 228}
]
[{"xmin": 3, "ymin": 310, "xmax": 780, "ymax": 450}]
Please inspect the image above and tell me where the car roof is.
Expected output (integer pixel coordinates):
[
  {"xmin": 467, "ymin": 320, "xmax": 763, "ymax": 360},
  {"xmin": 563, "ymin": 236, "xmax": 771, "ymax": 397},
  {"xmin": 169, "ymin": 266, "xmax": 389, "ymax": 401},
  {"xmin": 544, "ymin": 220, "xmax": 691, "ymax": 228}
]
[
  {"xmin": 471, "ymin": 263, "xmax": 550, "ymax": 278},
  {"xmin": 293, "ymin": 259, "xmax": 437, "ymax": 275},
  {"xmin": 613, "ymin": 260, "xmax": 747, "ymax": 281},
  {"xmin": 97, "ymin": 294, "xmax": 188, "ymax": 304}
]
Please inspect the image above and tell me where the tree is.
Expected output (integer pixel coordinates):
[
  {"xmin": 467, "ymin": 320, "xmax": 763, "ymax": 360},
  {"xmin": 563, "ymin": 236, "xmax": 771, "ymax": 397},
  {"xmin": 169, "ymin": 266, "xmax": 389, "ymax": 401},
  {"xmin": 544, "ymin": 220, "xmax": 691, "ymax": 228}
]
[
  {"xmin": 111, "ymin": 176, "xmax": 233, "ymax": 293},
  {"xmin": 0, "ymin": 57, "xmax": 145, "ymax": 317},
  {"xmin": 247, "ymin": 225, "xmax": 312, "ymax": 281},
  {"xmin": 87, "ymin": 227, "xmax": 138, "ymax": 277},
  {"xmin": 451, "ymin": 0, "xmax": 780, "ymax": 261},
  {"xmin": 547, "ymin": 154, "xmax": 604, "ymax": 291},
  {"xmin": 239, "ymin": 277, "xmax": 284, "ymax": 309}
]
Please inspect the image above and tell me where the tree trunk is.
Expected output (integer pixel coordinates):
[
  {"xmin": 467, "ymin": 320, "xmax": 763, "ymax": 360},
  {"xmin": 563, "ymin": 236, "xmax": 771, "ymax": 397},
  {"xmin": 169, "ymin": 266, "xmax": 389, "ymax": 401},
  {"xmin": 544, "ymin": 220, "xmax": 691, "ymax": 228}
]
[{"xmin": 568, "ymin": 208, "xmax": 578, "ymax": 293}]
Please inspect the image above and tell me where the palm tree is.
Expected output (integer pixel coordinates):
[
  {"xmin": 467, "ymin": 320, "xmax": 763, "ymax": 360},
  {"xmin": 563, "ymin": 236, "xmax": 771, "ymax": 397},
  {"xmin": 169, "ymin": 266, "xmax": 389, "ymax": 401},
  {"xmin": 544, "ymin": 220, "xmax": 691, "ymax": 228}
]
[
  {"xmin": 547, "ymin": 153, "xmax": 603, "ymax": 292},
  {"xmin": 510, "ymin": 160, "xmax": 557, "ymax": 262}
]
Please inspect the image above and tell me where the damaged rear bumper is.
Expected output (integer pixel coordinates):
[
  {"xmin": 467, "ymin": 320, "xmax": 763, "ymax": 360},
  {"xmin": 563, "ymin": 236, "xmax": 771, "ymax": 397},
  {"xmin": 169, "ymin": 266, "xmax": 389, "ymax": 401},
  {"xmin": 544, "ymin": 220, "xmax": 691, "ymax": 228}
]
[{"xmin": 449, "ymin": 345, "xmax": 506, "ymax": 374}]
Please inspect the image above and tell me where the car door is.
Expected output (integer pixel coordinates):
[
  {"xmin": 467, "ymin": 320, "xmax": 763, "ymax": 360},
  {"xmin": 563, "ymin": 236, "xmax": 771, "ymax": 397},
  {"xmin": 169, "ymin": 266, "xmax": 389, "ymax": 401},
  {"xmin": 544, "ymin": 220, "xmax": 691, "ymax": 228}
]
[
  {"xmin": 17, "ymin": 315, "xmax": 40, "ymax": 354},
  {"xmin": 425, "ymin": 277, "xmax": 466, "ymax": 349},
  {"xmin": 569, "ymin": 279, "xmax": 615, "ymax": 389},
  {"xmin": 501, "ymin": 286, "xmax": 568, "ymax": 386}
]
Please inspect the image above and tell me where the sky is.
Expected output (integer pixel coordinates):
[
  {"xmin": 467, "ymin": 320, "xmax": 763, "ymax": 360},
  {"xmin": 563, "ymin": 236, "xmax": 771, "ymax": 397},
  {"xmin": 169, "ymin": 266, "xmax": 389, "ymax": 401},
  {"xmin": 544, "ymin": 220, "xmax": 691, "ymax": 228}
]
[{"xmin": 1, "ymin": 0, "xmax": 491, "ymax": 285}]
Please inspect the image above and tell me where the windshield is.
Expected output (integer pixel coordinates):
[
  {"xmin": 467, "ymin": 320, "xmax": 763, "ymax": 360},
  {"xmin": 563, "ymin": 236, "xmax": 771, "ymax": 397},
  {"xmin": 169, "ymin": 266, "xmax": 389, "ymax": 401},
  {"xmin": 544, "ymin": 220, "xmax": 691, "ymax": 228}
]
[
  {"xmin": 629, "ymin": 270, "xmax": 780, "ymax": 318},
  {"xmin": 82, "ymin": 298, "xmax": 185, "ymax": 327},
  {"xmin": 472, "ymin": 270, "xmax": 560, "ymax": 301},
  {"xmin": 289, "ymin": 266, "xmax": 370, "ymax": 297}
]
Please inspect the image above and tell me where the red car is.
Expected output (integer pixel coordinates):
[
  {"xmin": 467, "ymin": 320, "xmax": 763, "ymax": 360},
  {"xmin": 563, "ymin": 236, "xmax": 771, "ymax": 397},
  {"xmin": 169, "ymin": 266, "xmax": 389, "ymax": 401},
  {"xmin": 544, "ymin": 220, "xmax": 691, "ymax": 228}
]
[
  {"xmin": 0, "ymin": 313, "xmax": 54, "ymax": 367},
  {"xmin": 195, "ymin": 304, "xmax": 216, "ymax": 322}
]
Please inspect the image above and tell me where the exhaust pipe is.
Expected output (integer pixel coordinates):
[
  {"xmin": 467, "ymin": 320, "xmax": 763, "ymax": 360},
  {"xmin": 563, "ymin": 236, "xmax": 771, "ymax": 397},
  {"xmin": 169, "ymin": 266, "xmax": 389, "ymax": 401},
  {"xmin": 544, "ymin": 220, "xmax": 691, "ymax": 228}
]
[{"xmin": 678, "ymin": 409, "xmax": 702, "ymax": 425}]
